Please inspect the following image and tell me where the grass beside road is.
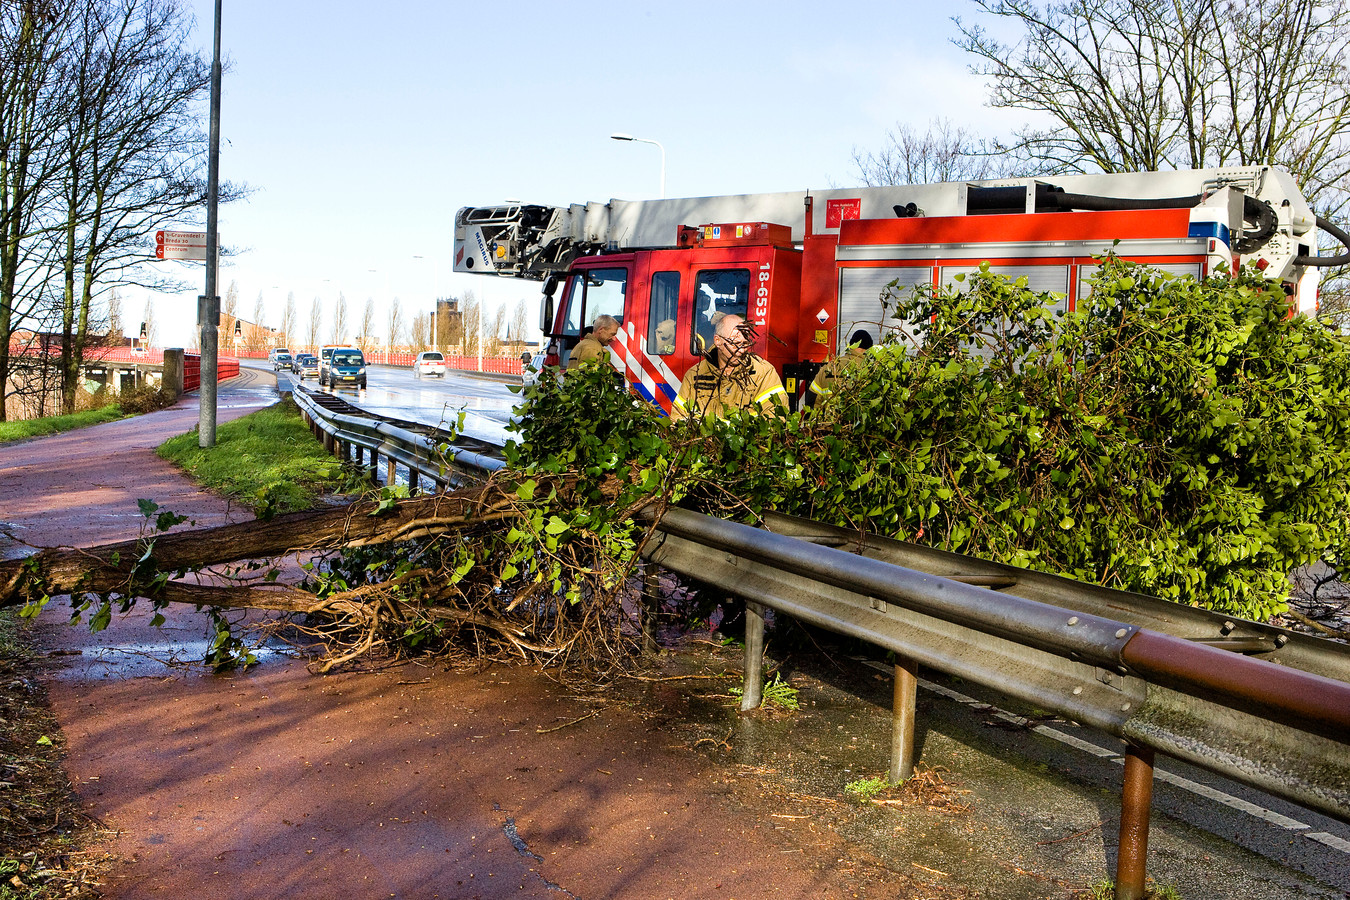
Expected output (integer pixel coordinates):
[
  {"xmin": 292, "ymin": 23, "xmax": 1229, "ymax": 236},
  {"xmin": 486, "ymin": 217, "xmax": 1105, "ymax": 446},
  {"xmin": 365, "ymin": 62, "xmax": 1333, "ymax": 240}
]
[
  {"xmin": 157, "ymin": 397, "xmax": 370, "ymax": 514},
  {"xmin": 0, "ymin": 405, "xmax": 126, "ymax": 443}
]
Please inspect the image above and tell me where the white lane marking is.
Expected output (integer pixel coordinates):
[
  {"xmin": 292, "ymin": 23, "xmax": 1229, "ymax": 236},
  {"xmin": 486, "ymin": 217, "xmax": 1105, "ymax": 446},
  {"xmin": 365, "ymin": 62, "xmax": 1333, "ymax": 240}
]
[{"xmin": 853, "ymin": 658, "xmax": 1347, "ymax": 856}]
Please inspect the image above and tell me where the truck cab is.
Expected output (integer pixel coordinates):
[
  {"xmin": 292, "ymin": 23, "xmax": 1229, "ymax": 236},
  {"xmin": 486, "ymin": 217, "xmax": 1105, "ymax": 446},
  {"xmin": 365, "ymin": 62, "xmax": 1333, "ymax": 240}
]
[{"xmin": 543, "ymin": 223, "xmax": 804, "ymax": 413}]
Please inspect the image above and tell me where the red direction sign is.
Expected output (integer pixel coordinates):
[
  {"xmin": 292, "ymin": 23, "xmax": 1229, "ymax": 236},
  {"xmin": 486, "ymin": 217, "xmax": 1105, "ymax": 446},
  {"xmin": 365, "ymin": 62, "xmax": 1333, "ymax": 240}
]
[{"xmin": 154, "ymin": 230, "xmax": 208, "ymax": 261}]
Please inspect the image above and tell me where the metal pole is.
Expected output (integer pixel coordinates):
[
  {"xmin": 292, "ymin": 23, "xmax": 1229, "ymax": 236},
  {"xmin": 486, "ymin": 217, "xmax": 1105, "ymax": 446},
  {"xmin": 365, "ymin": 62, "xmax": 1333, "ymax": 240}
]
[
  {"xmin": 1115, "ymin": 744, "xmax": 1155, "ymax": 900},
  {"xmin": 198, "ymin": 0, "xmax": 223, "ymax": 448},
  {"xmin": 640, "ymin": 563, "xmax": 660, "ymax": 654},
  {"xmin": 890, "ymin": 655, "xmax": 919, "ymax": 783},
  {"xmin": 740, "ymin": 601, "xmax": 765, "ymax": 711}
]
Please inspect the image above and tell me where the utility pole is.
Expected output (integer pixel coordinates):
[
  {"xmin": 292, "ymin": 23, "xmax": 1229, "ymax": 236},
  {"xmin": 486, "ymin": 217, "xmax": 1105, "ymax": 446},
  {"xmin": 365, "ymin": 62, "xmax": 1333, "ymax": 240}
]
[{"xmin": 198, "ymin": 0, "xmax": 223, "ymax": 447}]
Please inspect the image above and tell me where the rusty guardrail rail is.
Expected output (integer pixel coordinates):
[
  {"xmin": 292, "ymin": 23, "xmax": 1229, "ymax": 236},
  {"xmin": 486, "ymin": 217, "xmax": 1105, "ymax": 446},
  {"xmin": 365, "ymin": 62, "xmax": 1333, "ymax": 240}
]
[
  {"xmin": 294, "ymin": 392, "xmax": 1350, "ymax": 899},
  {"xmin": 641, "ymin": 508, "xmax": 1350, "ymax": 900}
]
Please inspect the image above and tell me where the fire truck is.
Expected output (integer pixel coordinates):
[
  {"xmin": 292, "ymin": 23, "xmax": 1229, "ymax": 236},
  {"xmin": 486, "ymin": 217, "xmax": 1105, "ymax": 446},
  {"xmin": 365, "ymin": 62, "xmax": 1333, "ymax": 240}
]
[{"xmin": 453, "ymin": 166, "xmax": 1346, "ymax": 413}]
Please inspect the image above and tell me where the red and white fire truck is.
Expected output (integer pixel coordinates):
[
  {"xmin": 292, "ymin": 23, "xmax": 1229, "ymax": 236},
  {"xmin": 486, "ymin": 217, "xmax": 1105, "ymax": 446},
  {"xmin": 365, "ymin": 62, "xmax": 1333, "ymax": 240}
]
[{"xmin": 453, "ymin": 166, "xmax": 1345, "ymax": 413}]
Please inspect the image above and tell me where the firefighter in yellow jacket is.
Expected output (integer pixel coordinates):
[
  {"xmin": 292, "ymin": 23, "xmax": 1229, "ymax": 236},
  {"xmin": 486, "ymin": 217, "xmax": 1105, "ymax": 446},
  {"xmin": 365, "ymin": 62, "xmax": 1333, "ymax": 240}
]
[
  {"xmin": 805, "ymin": 329, "xmax": 873, "ymax": 410},
  {"xmin": 670, "ymin": 314, "xmax": 786, "ymax": 421}
]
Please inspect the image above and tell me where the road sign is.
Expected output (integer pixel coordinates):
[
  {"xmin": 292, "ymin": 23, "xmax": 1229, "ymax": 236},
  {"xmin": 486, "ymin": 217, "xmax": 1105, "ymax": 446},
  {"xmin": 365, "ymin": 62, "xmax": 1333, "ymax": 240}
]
[{"xmin": 155, "ymin": 230, "xmax": 208, "ymax": 261}]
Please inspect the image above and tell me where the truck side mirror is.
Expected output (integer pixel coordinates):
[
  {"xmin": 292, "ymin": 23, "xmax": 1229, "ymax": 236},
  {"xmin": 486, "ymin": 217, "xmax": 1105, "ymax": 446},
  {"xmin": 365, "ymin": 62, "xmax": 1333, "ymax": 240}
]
[{"xmin": 540, "ymin": 295, "xmax": 554, "ymax": 333}]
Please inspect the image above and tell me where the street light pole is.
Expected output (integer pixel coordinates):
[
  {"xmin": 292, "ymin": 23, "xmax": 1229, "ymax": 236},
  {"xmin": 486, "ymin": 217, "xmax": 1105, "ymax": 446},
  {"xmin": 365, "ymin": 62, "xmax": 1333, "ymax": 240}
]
[
  {"xmin": 198, "ymin": 0, "xmax": 223, "ymax": 447},
  {"xmin": 610, "ymin": 132, "xmax": 665, "ymax": 198}
]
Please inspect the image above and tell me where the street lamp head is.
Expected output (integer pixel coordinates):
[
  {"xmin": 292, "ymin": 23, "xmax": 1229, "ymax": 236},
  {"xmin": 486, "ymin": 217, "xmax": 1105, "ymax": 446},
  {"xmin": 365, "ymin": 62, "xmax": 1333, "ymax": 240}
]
[{"xmin": 610, "ymin": 133, "xmax": 634, "ymax": 142}]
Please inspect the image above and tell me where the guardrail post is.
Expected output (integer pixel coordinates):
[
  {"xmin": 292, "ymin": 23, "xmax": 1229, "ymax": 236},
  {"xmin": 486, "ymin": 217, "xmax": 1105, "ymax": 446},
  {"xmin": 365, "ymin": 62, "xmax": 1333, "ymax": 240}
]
[
  {"xmin": 387, "ymin": 457, "xmax": 397, "ymax": 486},
  {"xmin": 889, "ymin": 655, "xmax": 919, "ymax": 783},
  {"xmin": 640, "ymin": 563, "xmax": 660, "ymax": 654},
  {"xmin": 740, "ymin": 601, "xmax": 766, "ymax": 711},
  {"xmin": 369, "ymin": 448, "xmax": 379, "ymax": 478},
  {"xmin": 1115, "ymin": 744, "xmax": 1155, "ymax": 900},
  {"xmin": 408, "ymin": 467, "xmax": 419, "ymax": 493}
]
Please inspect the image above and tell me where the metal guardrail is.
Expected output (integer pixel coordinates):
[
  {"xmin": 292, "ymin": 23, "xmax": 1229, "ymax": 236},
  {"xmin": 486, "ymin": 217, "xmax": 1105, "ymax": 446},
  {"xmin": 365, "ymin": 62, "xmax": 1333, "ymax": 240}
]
[
  {"xmin": 294, "ymin": 388, "xmax": 1350, "ymax": 900},
  {"xmin": 291, "ymin": 386, "xmax": 504, "ymax": 489}
]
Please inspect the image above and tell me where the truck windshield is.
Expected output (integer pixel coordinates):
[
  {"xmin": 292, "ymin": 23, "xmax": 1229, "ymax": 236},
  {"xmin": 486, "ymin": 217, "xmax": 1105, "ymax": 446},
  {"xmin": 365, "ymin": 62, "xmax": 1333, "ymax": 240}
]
[{"xmin": 562, "ymin": 268, "xmax": 626, "ymax": 337}]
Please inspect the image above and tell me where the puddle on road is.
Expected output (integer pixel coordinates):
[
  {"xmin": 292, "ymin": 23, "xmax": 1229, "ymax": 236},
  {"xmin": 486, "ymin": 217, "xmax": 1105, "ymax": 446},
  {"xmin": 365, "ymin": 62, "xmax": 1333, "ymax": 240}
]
[{"xmin": 43, "ymin": 639, "xmax": 290, "ymax": 680}]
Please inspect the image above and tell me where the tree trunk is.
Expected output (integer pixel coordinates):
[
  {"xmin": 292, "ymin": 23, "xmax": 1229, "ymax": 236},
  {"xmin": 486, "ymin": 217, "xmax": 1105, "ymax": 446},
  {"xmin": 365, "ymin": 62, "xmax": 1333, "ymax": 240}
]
[{"xmin": 0, "ymin": 484, "xmax": 525, "ymax": 610}]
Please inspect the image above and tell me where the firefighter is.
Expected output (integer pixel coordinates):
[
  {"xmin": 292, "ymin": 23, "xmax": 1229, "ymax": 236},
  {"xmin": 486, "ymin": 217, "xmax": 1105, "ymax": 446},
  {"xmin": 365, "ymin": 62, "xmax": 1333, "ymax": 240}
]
[
  {"xmin": 805, "ymin": 329, "xmax": 873, "ymax": 410},
  {"xmin": 571, "ymin": 315, "xmax": 619, "ymax": 368},
  {"xmin": 654, "ymin": 318, "xmax": 676, "ymax": 355},
  {"xmin": 670, "ymin": 314, "xmax": 786, "ymax": 421}
]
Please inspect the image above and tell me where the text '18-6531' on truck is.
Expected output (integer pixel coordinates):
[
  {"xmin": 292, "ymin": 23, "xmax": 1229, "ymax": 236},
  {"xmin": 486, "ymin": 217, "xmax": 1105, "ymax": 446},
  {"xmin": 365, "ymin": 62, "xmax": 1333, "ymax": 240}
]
[{"xmin": 453, "ymin": 167, "xmax": 1350, "ymax": 414}]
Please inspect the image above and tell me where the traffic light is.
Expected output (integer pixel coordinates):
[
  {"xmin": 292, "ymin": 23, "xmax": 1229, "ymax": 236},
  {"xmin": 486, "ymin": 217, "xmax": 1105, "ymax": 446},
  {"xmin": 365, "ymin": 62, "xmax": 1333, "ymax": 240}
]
[{"xmin": 234, "ymin": 319, "xmax": 242, "ymax": 337}]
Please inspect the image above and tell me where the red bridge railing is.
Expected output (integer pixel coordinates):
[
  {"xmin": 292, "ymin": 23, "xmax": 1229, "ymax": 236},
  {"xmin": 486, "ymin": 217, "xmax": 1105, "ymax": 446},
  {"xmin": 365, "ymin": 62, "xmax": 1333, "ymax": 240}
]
[{"xmin": 183, "ymin": 354, "xmax": 239, "ymax": 392}]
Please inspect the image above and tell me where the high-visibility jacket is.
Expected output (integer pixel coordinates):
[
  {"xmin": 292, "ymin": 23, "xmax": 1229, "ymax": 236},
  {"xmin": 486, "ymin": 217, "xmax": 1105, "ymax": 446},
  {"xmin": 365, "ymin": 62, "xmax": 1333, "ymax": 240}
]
[
  {"xmin": 808, "ymin": 347, "xmax": 867, "ymax": 401},
  {"xmin": 570, "ymin": 336, "xmax": 610, "ymax": 367},
  {"xmin": 670, "ymin": 351, "xmax": 786, "ymax": 421}
]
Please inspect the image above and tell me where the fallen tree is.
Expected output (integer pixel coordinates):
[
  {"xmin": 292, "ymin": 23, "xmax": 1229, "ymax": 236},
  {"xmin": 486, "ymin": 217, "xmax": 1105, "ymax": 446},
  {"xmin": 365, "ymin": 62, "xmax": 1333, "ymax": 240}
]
[{"xmin": 7, "ymin": 259, "xmax": 1349, "ymax": 674}]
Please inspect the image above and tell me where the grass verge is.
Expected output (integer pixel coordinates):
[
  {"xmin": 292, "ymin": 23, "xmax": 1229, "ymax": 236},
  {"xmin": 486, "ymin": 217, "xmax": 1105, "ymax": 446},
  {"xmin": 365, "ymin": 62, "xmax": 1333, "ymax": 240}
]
[
  {"xmin": 0, "ymin": 406, "xmax": 125, "ymax": 444},
  {"xmin": 0, "ymin": 610, "xmax": 113, "ymax": 898},
  {"xmin": 156, "ymin": 397, "xmax": 370, "ymax": 514}
]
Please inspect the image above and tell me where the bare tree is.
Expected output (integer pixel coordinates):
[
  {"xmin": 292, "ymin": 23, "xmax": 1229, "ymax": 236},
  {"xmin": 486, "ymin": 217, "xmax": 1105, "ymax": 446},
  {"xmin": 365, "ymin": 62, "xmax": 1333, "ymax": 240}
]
[
  {"xmin": 0, "ymin": 4, "xmax": 76, "ymax": 420},
  {"xmin": 386, "ymin": 296, "xmax": 404, "ymax": 352},
  {"xmin": 851, "ymin": 118, "xmax": 1012, "ymax": 186},
  {"xmin": 279, "ymin": 291, "xmax": 296, "ymax": 349},
  {"xmin": 51, "ymin": 0, "xmax": 220, "ymax": 412},
  {"xmin": 461, "ymin": 291, "xmax": 481, "ymax": 356},
  {"xmin": 245, "ymin": 292, "xmax": 268, "ymax": 353},
  {"xmin": 489, "ymin": 303, "xmax": 507, "ymax": 355},
  {"xmin": 140, "ymin": 297, "xmax": 156, "ymax": 349},
  {"xmin": 307, "ymin": 296, "xmax": 322, "ymax": 352},
  {"xmin": 511, "ymin": 298, "xmax": 529, "ymax": 344},
  {"xmin": 955, "ymin": 0, "xmax": 1350, "ymax": 212},
  {"xmin": 222, "ymin": 279, "xmax": 238, "ymax": 322},
  {"xmin": 357, "ymin": 297, "xmax": 376, "ymax": 354},
  {"xmin": 409, "ymin": 311, "xmax": 428, "ymax": 351},
  {"xmin": 106, "ymin": 288, "xmax": 122, "ymax": 343},
  {"xmin": 330, "ymin": 292, "xmax": 348, "ymax": 345}
]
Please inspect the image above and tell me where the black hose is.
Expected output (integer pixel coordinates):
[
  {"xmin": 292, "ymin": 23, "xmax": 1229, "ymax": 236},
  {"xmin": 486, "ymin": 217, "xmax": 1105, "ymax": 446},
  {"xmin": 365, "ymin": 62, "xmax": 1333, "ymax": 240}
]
[
  {"xmin": 1294, "ymin": 216, "xmax": 1350, "ymax": 267},
  {"xmin": 1047, "ymin": 190, "xmax": 1278, "ymax": 253}
]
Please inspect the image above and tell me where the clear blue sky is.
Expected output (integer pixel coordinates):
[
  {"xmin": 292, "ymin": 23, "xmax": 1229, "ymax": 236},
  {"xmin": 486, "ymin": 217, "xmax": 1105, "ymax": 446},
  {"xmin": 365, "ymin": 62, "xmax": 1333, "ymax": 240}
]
[{"xmin": 141, "ymin": 0, "xmax": 1030, "ymax": 348}]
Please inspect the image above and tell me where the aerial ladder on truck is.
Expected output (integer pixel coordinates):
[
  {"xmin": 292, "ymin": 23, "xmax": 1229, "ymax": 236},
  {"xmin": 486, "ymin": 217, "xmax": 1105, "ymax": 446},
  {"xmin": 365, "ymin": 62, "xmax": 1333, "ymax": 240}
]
[{"xmin": 453, "ymin": 166, "xmax": 1350, "ymax": 414}]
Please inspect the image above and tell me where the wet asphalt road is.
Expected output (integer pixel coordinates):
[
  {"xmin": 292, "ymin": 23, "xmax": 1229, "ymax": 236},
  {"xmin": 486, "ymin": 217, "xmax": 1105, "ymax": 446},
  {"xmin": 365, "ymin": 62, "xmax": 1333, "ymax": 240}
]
[{"xmin": 262, "ymin": 359, "xmax": 521, "ymax": 446}]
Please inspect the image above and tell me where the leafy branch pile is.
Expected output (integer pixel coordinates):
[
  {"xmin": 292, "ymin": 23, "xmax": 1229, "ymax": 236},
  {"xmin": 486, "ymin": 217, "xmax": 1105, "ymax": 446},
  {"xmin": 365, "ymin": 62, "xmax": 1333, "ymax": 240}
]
[
  {"xmin": 3, "ymin": 259, "xmax": 1347, "ymax": 673},
  {"xmin": 688, "ymin": 258, "xmax": 1350, "ymax": 619}
]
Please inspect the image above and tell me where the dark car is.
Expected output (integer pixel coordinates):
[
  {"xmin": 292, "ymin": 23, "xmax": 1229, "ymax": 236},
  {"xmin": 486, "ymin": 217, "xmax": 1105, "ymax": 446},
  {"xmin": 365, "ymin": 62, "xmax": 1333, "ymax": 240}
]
[
  {"xmin": 320, "ymin": 347, "xmax": 366, "ymax": 389},
  {"xmin": 292, "ymin": 353, "xmax": 319, "ymax": 379},
  {"xmin": 271, "ymin": 352, "xmax": 292, "ymax": 372}
]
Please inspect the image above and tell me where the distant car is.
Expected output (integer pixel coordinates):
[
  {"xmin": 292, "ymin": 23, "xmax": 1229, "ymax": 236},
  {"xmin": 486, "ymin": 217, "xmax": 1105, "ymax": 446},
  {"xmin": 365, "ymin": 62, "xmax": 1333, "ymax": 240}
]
[
  {"xmin": 267, "ymin": 347, "xmax": 290, "ymax": 366},
  {"xmin": 521, "ymin": 350, "xmax": 548, "ymax": 386},
  {"xmin": 272, "ymin": 352, "xmax": 292, "ymax": 371},
  {"xmin": 414, "ymin": 351, "xmax": 446, "ymax": 378},
  {"xmin": 320, "ymin": 347, "xmax": 366, "ymax": 389},
  {"xmin": 292, "ymin": 353, "xmax": 318, "ymax": 379}
]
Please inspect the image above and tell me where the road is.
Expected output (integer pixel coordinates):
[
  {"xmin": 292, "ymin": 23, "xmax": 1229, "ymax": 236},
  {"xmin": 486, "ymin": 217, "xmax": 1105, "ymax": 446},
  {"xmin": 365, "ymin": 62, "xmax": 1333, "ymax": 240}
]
[{"xmin": 261, "ymin": 359, "xmax": 521, "ymax": 446}]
